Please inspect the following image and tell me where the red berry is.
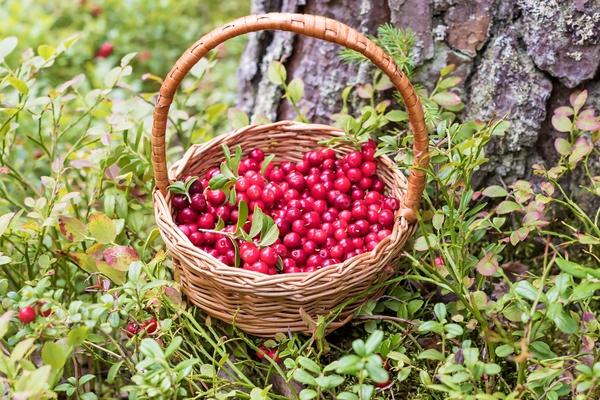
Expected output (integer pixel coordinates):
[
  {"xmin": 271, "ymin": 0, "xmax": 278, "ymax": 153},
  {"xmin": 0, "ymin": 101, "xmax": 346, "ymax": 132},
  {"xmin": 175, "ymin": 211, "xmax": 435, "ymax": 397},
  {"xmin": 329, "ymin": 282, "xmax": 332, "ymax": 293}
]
[
  {"xmin": 334, "ymin": 177, "xmax": 351, "ymax": 193},
  {"xmin": 189, "ymin": 231, "xmax": 204, "ymax": 246},
  {"xmin": 383, "ymin": 197, "xmax": 400, "ymax": 211},
  {"xmin": 303, "ymin": 211, "xmax": 321, "ymax": 228},
  {"xmin": 235, "ymin": 176, "xmax": 250, "ymax": 192},
  {"xmin": 371, "ymin": 177, "xmax": 385, "ymax": 192},
  {"xmin": 347, "ymin": 151, "xmax": 363, "ymax": 167},
  {"xmin": 240, "ymin": 243, "xmax": 260, "ymax": 264},
  {"xmin": 287, "ymin": 172, "xmax": 306, "ymax": 191},
  {"xmin": 290, "ymin": 249, "xmax": 307, "ymax": 265},
  {"xmin": 144, "ymin": 318, "xmax": 158, "ymax": 334},
  {"xmin": 18, "ymin": 306, "xmax": 36, "ymax": 324},
  {"xmin": 260, "ymin": 247, "xmax": 278, "ymax": 266},
  {"xmin": 37, "ymin": 302, "xmax": 52, "ymax": 317},
  {"xmin": 178, "ymin": 224, "xmax": 191, "ymax": 237},
  {"xmin": 361, "ymin": 161, "xmax": 377, "ymax": 177},
  {"xmin": 172, "ymin": 194, "xmax": 189, "ymax": 210},
  {"xmin": 215, "ymin": 237, "xmax": 234, "ymax": 254},
  {"xmin": 352, "ymin": 204, "xmax": 368, "ymax": 220},
  {"xmin": 333, "ymin": 194, "xmax": 351, "ymax": 210},
  {"xmin": 303, "ymin": 240, "xmax": 317, "ymax": 255},
  {"xmin": 125, "ymin": 321, "xmax": 139, "ymax": 337},
  {"xmin": 320, "ymin": 148, "xmax": 336, "ymax": 160},
  {"xmin": 95, "ymin": 42, "xmax": 113, "ymax": 58},
  {"xmin": 206, "ymin": 189, "xmax": 226, "ymax": 206},
  {"xmin": 379, "ymin": 209, "xmax": 395, "ymax": 228},
  {"xmin": 365, "ymin": 191, "xmax": 382, "ymax": 205},
  {"xmin": 247, "ymin": 261, "xmax": 269, "ymax": 274},
  {"xmin": 189, "ymin": 179, "xmax": 204, "ymax": 194},
  {"xmin": 177, "ymin": 207, "xmax": 197, "ymax": 224},
  {"xmin": 197, "ymin": 213, "xmax": 215, "ymax": 229},
  {"xmin": 190, "ymin": 193, "xmax": 208, "ymax": 212},
  {"xmin": 283, "ymin": 232, "xmax": 302, "ymax": 249},
  {"xmin": 250, "ymin": 148, "xmax": 265, "ymax": 161},
  {"xmin": 351, "ymin": 188, "xmax": 365, "ymax": 200}
]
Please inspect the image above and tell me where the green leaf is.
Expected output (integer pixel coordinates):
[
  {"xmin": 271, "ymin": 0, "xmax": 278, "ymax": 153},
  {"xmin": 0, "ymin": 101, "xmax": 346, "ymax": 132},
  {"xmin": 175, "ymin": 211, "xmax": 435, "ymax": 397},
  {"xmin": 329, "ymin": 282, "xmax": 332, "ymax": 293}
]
[
  {"xmin": 58, "ymin": 216, "xmax": 88, "ymax": 242},
  {"xmin": 37, "ymin": 44, "xmax": 55, "ymax": 60},
  {"xmin": 434, "ymin": 303, "xmax": 446, "ymax": 321},
  {"xmin": 547, "ymin": 303, "xmax": 577, "ymax": 334},
  {"xmin": 7, "ymin": 76, "xmax": 28, "ymax": 95},
  {"xmin": 438, "ymin": 76, "xmax": 462, "ymax": 90},
  {"xmin": 495, "ymin": 344, "xmax": 514, "ymax": 358},
  {"xmin": 88, "ymin": 213, "xmax": 116, "ymax": 243},
  {"xmin": 551, "ymin": 115, "xmax": 572, "ymax": 132},
  {"xmin": 496, "ymin": 200, "xmax": 521, "ymax": 214},
  {"xmin": 514, "ymin": 281, "xmax": 539, "ymax": 302},
  {"xmin": 556, "ymin": 258, "xmax": 592, "ymax": 279},
  {"xmin": 268, "ymin": 61, "xmax": 287, "ymax": 85},
  {"xmin": 236, "ymin": 201, "xmax": 249, "ymax": 233},
  {"xmin": 476, "ymin": 252, "xmax": 498, "ymax": 277},
  {"xmin": 67, "ymin": 326, "xmax": 89, "ymax": 347},
  {"xmin": 299, "ymin": 389, "xmax": 317, "ymax": 400},
  {"xmin": 483, "ymin": 363, "xmax": 501, "ymax": 375},
  {"xmin": 444, "ymin": 323, "xmax": 464, "ymax": 337},
  {"xmin": 554, "ymin": 138, "xmax": 572, "ymax": 156},
  {"xmin": 42, "ymin": 342, "xmax": 69, "ymax": 370},
  {"xmin": 286, "ymin": 78, "xmax": 304, "ymax": 103},
  {"xmin": 413, "ymin": 234, "xmax": 438, "ymax": 251},
  {"xmin": 293, "ymin": 368, "xmax": 317, "ymax": 385},
  {"xmin": 364, "ymin": 330, "xmax": 384, "ymax": 354},
  {"xmin": 332, "ymin": 355, "xmax": 361, "ymax": 373},
  {"xmin": 482, "ymin": 185, "xmax": 508, "ymax": 198},
  {"xmin": 209, "ymin": 174, "xmax": 230, "ymax": 189},
  {"xmin": 140, "ymin": 338, "xmax": 164, "ymax": 359},
  {"xmin": 314, "ymin": 374, "xmax": 344, "ymax": 389},
  {"xmin": 249, "ymin": 207, "xmax": 265, "ymax": 238},
  {"xmin": 0, "ymin": 212, "xmax": 19, "ymax": 238},
  {"xmin": 418, "ymin": 349, "xmax": 445, "ymax": 360},
  {"xmin": 298, "ymin": 357, "xmax": 321, "ymax": 374},
  {"xmin": 418, "ymin": 321, "xmax": 444, "ymax": 334},
  {"xmin": 490, "ymin": 120, "xmax": 510, "ymax": 136},
  {"xmin": 432, "ymin": 92, "xmax": 461, "ymax": 108},
  {"xmin": 261, "ymin": 154, "xmax": 276, "ymax": 176},
  {"xmin": 337, "ymin": 392, "xmax": 359, "ymax": 400},
  {"xmin": 0, "ymin": 36, "xmax": 18, "ymax": 61},
  {"xmin": 228, "ymin": 108, "xmax": 250, "ymax": 129},
  {"xmin": 365, "ymin": 362, "xmax": 389, "ymax": 383},
  {"xmin": 102, "ymin": 245, "xmax": 139, "ymax": 271},
  {"xmin": 385, "ymin": 110, "xmax": 408, "ymax": 122}
]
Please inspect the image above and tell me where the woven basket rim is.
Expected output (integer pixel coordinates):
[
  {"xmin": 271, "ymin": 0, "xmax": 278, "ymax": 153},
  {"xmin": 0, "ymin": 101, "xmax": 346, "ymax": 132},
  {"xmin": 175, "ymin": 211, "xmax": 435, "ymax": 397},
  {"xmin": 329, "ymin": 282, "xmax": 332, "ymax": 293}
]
[{"xmin": 154, "ymin": 120, "xmax": 411, "ymax": 285}]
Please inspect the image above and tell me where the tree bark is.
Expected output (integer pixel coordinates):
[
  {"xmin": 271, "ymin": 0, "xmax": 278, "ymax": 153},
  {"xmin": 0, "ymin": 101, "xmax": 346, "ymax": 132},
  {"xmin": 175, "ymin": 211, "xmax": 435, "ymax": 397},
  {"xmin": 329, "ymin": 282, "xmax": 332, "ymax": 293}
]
[{"xmin": 237, "ymin": 0, "xmax": 600, "ymax": 206}]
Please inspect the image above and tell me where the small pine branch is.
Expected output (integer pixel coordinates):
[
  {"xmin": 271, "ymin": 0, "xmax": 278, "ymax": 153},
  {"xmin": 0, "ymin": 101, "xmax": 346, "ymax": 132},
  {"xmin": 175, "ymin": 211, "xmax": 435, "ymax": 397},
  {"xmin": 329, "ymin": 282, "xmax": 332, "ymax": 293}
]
[{"xmin": 339, "ymin": 24, "xmax": 415, "ymax": 77}]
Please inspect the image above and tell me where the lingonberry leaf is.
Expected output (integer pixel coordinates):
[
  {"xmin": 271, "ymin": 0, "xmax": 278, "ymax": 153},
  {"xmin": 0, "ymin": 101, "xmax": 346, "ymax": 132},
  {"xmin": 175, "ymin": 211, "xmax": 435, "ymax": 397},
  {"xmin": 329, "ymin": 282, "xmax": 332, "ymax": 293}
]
[
  {"xmin": 236, "ymin": 201, "xmax": 248, "ymax": 233},
  {"xmin": 168, "ymin": 180, "xmax": 191, "ymax": 201},
  {"xmin": 261, "ymin": 154, "xmax": 276, "ymax": 175},
  {"xmin": 209, "ymin": 174, "xmax": 229, "ymax": 190},
  {"xmin": 88, "ymin": 213, "xmax": 116, "ymax": 244},
  {"xmin": 248, "ymin": 207, "xmax": 264, "ymax": 239},
  {"xmin": 215, "ymin": 217, "xmax": 225, "ymax": 231},
  {"xmin": 58, "ymin": 216, "xmax": 88, "ymax": 242},
  {"xmin": 259, "ymin": 224, "xmax": 279, "ymax": 247}
]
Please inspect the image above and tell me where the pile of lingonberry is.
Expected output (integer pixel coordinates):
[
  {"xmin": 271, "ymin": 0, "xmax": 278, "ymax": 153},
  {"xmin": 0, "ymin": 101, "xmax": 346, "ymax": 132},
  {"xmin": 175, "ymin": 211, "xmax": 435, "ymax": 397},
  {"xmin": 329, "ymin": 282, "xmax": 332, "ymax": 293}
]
[{"xmin": 170, "ymin": 140, "xmax": 399, "ymax": 275}]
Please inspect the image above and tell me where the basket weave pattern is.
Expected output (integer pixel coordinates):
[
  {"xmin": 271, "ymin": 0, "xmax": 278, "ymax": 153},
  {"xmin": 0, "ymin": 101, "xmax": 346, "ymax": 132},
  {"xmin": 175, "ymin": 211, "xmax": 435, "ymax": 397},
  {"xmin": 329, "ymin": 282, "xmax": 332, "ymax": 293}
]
[{"xmin": 151, "ymin": 13, "xmax": 428, "ymax": 336}]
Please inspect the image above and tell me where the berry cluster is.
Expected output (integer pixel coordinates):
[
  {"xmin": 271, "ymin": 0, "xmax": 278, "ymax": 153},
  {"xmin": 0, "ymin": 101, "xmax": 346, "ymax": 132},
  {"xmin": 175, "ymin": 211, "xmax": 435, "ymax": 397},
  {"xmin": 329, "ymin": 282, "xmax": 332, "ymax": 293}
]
[
  {"xmin": 125, "ymin": 318, "xmax": 158, "ymax": 337},
  {"xmin": 171, "ymin": 140, "xmax": 399, "ymax": 274},
  {"xmin": 17, "ymin": 302, "xmax": 52, "ymax": 324}
]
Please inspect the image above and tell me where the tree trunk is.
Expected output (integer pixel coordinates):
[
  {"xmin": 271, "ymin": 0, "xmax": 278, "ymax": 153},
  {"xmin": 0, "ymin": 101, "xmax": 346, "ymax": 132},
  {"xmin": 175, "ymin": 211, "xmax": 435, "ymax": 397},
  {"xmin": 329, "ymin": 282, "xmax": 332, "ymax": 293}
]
[{"xmin": 237, "ymin": 0, "xmax": 600, "ymax": 204}]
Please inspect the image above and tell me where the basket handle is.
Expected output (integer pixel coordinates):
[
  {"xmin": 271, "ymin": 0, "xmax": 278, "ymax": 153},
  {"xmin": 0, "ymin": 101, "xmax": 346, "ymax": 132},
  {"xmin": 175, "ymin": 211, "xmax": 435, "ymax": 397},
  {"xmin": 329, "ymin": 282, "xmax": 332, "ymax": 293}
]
[{"xmin": 152, "ymin": 13, "xmax": 428, "ymax": 222}]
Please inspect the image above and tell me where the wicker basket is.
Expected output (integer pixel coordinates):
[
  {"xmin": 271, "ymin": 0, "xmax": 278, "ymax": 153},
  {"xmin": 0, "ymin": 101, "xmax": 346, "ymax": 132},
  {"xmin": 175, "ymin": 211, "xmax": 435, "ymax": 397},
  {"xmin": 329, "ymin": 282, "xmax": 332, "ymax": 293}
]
[{"xmin": 151, "ymin": 13, "xmax": 429, "ymax": 337}]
